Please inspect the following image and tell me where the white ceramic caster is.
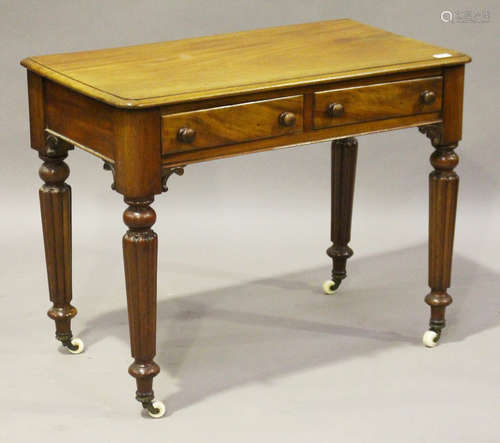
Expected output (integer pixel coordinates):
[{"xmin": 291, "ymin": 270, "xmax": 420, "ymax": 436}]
[
  {"xmin": 67, "ymin": 338, "xmax": 85, "ymax": 354},
  {"xmin": 147, "ymin": 400, "xmax": 166, "ymax": 418},
  {"xmin": 422, "ymin": 330, "xmax": 439, "ymax": 348},
  {"xmin": 322, "ymin": 280, "xmax": 339, "ymax": 295}
]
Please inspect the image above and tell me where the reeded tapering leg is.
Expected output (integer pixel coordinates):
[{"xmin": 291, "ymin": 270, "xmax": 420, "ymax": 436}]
[
  {"xmin": 39, "ymin": 136, "xmax": 83, "ymax": 353},
  {"xmin": 123, "ymin": 197, "xmax": 164, "ymax": 417},
  {"xmin": 324, "ymin": 137, "xmax": 358, "ymax": 294},
  {"xmin": 419, "ymin": 124, "xmax": 460, "ymax": 347},
  {"xmin": 426, "ymin": 142, "xmax": 459, "ymax": 345}
]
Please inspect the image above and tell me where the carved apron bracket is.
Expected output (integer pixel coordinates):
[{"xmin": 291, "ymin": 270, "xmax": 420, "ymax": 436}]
[
  {"xmin": 43, "ymin": 133, "xmax": 74, "ymax": 157},
  {"xmin": 161, "ymin": 166, "xmax": 185, "ymax": 192},
  {"xmin": 418, "ymin": 123, "xmax": 444, "ymax": 148},
  {"xmin": 103, "ymin": 161, "xmax": 116, "ymax": 190},
  {"xmin": 102, "ymin": 162, "xmax": 185, "ymax": 193}
]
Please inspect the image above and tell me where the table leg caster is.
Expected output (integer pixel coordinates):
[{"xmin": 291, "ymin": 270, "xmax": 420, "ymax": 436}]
[
  {"xmin": 61, "ymin": 337, "xmax": 85, "ymax": 354},
  {"xmin": 322, "ymin": 279, "xmax": 342, "ymax": 295},
  {"xmin": 142, "ymin": 400, "xmax": 166, "ymax": 418},
  {"xmin": 422, "ymin": 329, "xmax": 441, "ymax": 348}
]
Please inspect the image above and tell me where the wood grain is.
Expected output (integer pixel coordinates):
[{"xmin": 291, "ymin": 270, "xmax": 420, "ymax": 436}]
[
  {"xmin": 34, "ymin": 69, "xmax": 449, "ymax": 178},
  {"xmin": 159, "ymin": 69, "xmax": 442, "ymax": 115},
  {"xmin": 27, "ymin": 71, "xmax": 45, "ymax": 150},
  {"xmin": 162, "ymin": 112, "xmax": 442, "ymax": 167},
  {"xmin": 113, "ymin": 108, "xmax": 163, "ymax": 198},
  {"xmin": 20, "ymin": 19, "xmax": 470, "ymax": 108},
  {"xmin": 313, "ymin": 77, "xmax": 443, "ymax": 129},
  {"xmin": 45, "ymin": 80, "xmax": 115, "ymax": 161},
  {"xmin": 441, "ymin": 65, "xmax": 465, "ymax": 145},
  {"xmin": 162, "ymin": 96, "xmax": 303, "ymax": 154}
]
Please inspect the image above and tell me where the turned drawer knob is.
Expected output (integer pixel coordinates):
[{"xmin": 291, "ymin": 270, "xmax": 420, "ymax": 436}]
[
  {"xmin": 279, "ymin": 111, "xmax": 296, "ymax": 127},
  {"xmin": 420, "ymin": 90, "xmax": 436, "ymax": 105},
  {"xmin": 177, "ymin": 127, "xmax": 196, "ymax": 143},
  {"xmin": 327, "ymin": 103, "xmax": 344, "ymax": 118}
]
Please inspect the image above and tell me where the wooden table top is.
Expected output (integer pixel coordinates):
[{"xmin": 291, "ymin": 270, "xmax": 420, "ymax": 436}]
[{"xmin": 21, "ymin": 19, "xmax": 470, "ymax": 109}]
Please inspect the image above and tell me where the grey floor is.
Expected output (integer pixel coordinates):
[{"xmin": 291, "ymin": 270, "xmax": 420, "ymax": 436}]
[{"xmin": 1, "ymin": 202, "xmax": 499, "ymax": 443}]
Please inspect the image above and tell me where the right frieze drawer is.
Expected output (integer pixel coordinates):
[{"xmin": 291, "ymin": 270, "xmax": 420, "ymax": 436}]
[{"xmin": 312, "ymin": 76, "xmax": 443, "ymax": 129}]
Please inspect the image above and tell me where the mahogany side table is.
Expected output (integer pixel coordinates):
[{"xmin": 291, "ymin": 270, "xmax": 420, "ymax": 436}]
[{"xmin": 21, "ymin": 19, "xmax": 471, "ymax": 418}]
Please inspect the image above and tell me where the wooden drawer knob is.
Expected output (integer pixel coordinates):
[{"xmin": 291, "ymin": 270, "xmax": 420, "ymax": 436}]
[
  {"xmin": 420, "ymin": 90, "xmax": 436, "ymax": 105},
  {"xmin": 279, "ymin": 111, "xmax": 296, "ymax": 127},
  {"xmin": 177, "ymin": 127, "xmax": 196, "ymax": 143},
  {"xmin": 327, "ymin": 102, "xmax": 344, "ymax": 117}
]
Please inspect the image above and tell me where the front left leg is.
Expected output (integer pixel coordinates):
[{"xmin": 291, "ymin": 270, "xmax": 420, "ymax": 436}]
[
  {"xmin": 123, "ymin": 197, "xmax": 165, "ymax": 418},
  {"xmin": 39, "ymin": 136, "xmax": 83, "ymax": 354}
]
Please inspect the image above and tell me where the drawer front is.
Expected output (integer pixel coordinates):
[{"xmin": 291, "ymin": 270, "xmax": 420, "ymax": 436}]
[
  {"xmin": 162, "ymin": 96, "xmax": 303, "ymax": 154},
  {"xmin": 313, "ymin": 77, "xmax": 442, "ymax": 129}
]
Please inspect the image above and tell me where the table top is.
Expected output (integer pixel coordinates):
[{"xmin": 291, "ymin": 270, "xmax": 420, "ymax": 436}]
[{"xmin": 21, "ymin": 19, "xmax": 470, "ymax": 109}]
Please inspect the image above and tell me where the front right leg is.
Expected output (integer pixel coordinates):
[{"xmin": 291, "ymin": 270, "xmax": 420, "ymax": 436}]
[{"xmin": 123, "ymin": 196, "xmax": 165, "ymax": 418}]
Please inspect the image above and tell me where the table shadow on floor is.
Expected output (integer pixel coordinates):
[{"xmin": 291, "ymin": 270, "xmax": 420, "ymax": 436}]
[{"xmin": 78, "ymin": 244, "xmax": 500, "ymax": 414}]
